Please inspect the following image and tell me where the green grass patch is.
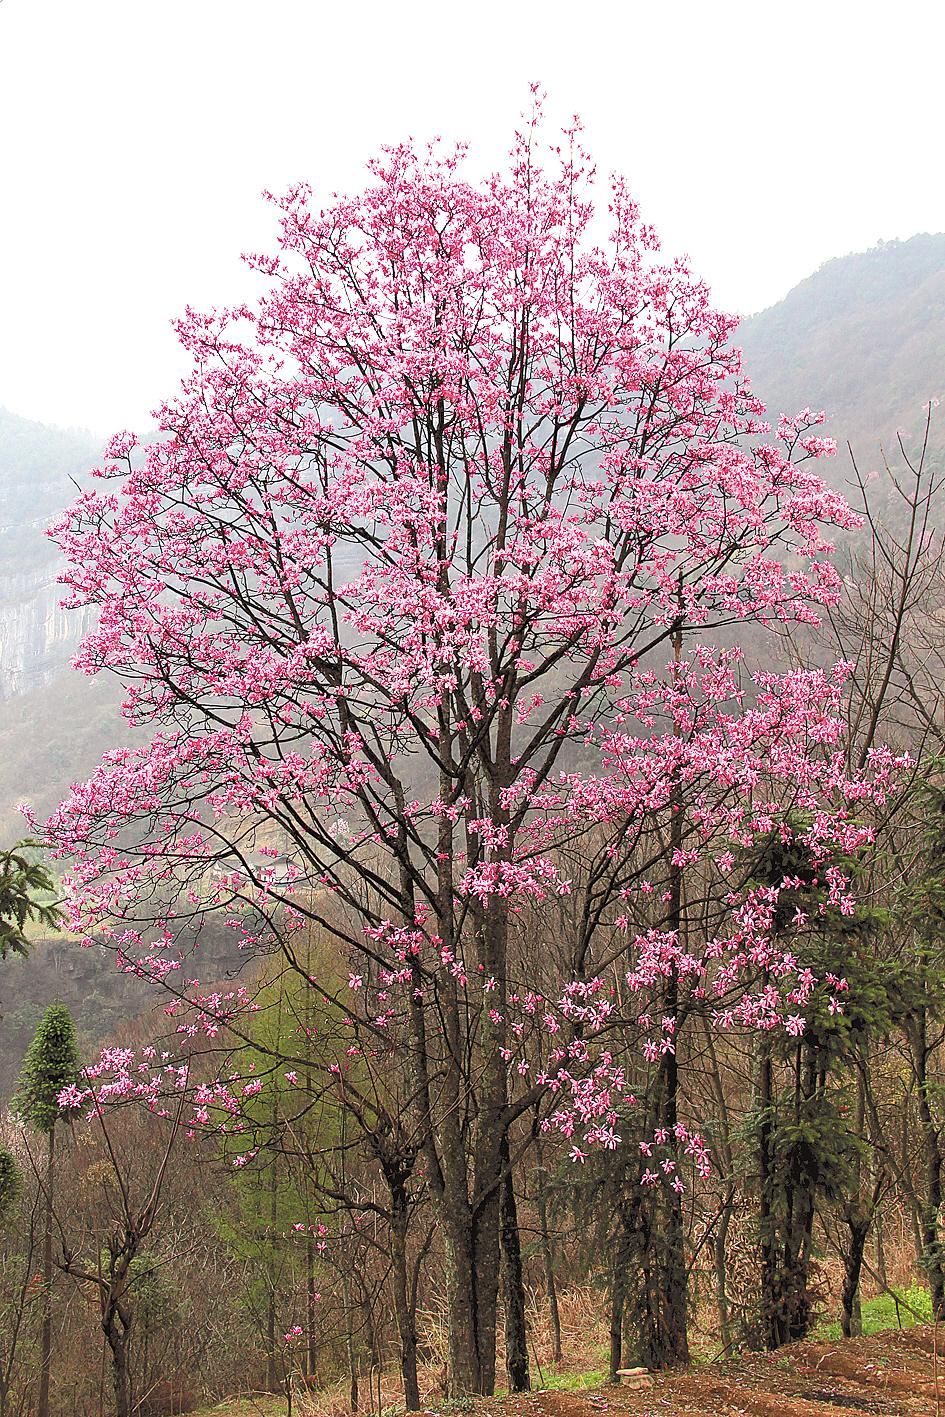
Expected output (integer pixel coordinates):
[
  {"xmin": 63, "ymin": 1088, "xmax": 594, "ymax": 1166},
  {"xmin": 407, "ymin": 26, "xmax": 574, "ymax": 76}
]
[
  {"xmin": 814, "ymin": 1283, "xmax": 932, "ymax": 1341},
  {"xmin": 184, "ymin": 1397, "xmax": 286, "ymax": 1417},
  {"xmin": 533, "ymin": 1368, "xmax": 607, "ymax": 1393}
]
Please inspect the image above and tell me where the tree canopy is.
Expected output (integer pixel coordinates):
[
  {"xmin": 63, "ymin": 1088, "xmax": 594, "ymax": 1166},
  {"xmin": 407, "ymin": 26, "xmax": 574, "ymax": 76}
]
[{"xmin": 38, "ymin": 98, "xmax": 903, "ymax": 1394}]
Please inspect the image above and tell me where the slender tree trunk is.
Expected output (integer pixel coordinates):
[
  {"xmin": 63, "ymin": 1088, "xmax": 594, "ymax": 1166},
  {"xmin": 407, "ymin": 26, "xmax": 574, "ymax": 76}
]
[
  {"xmin": 534, "ymin": 1133, "xmax": 562, "ymax": 1364},
  {"xmin": 841, "ymin": 1213, "xmax": 870, "ymax": 1339},
  {"xmin": 609, "ymin": 1260, "xmax": 626, "ymax": 1380},
  {"xmin": 102, "ymin": 1301, "xmax": 133, "ymax": 1417},
  {"xmin": 441, "ymin": 1200, "xmax": 482, "ymax": 1394},
  {"xmin": 358, "ymin": 1285, "xmax": 379, "ymax": 1370},
  {"xmin": 38, "ymin": 1126, "xmax": 54, "ymax": 1417},
  {"xmin": 841, "ymin": 1067, "xmax": 871, "ymax": 1339},
  {"xmin": 304, "ymin": 987, "xmax": 319, "ymax": 1385},
  {"xmin": 442, "ymin": 890, "xmax": 513, "ymax": 1397},
  {"xmin": 265, "ymin": 1035, "xmax": 286, "ymax": 1393},
  {"xmin": 653, "ymin": 1060, "xmax": 689, "ymax": 1366},
  {"xmin": 470, "ymin": 1162, "xmax": 503, "ymax": 1395},
  {"xmin": 775, "ymin": 1047, "xmax": 819, "ymax": 1345},
  {"xmin": 305, "ymin": 1227, "xmax": 318, "ymax": 1380},
  {"xmin": 641, "ymin": 727, "xmax": 689, "ymax": 1370},
  {"xmin": 499, "ymin": 1133, "xmax": 530, "ymax": 1393},
  {"xmin": 609, "ymin": 1201, "xmax": 633, "ymax": 1382},
  {"xmin": 438, "ymin": 1132, "xmax": 508, "ymax": 1396},
  {"xmin": 914, "ymin": 1012, "xmax": 945, "ymax": 1317},
  {"xmin": 638, "ymin": 616, "xmax": 689, "ymax": 1370},
  {"xmin": 714, "ymin": 1189, "xmax": 735, "ymax": 1351},
  {"xmin": 265, "ymin": 1271, "xmax": 278, "ymax": 1390},
  {"xmin": 110, "ymin": 1335, "xmax": 131, "ymax": 1417},
  {"xmin": 757, "ymin": 1037, "xmax": 779, "ymax": 1349},
  {"xmin": 407, "ymin": 743, "xmax": 514, "ymax": 1398},
  {"xmin": 389, "ymin": 1197, "xmax": 420, "ymax": 1413},
  {"xmin": 873, "ymin": 1206, "xmax": 889, "ymax": 1292},
  {"xmin": 342, "ymin": 1273, "xmax": 358, "ymax": 1414},
  {"xmin": 633, "ymin": 1184, "xmax": 689, "ymax": 1370},
  {"xmin": 425, "ymin": 780, "xmax": 491, "ymax": 1397},
  {"xmin": 469, "ymin": 896, "xmax": 514, "ymax": 1397}
]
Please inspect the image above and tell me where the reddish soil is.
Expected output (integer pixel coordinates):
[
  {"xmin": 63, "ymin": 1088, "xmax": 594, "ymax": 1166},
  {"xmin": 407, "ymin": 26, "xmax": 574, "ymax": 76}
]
[{"xmin": 482, "ymin": 1327, "xmax": 944, "ymax": 1416}]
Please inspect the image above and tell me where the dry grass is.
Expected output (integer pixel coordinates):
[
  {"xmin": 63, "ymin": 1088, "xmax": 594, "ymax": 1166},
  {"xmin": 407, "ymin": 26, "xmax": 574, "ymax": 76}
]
[
  {"xmin": 188, "ymin": 1323, "xmax": 945, "ymax": 1417},
  {"xmin": 304, "ymin": 1323, "xmax": 945, "ymax": 1415},
  {"xmin": 184, "ymin": 1287, "xmax": 611, "ymax": 1417}
]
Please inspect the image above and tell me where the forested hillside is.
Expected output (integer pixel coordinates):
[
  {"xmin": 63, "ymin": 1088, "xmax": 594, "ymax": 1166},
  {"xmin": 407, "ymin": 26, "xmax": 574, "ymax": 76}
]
[{"xmin": 738, "ymin": 233, "xmax": 945, "ymax": 460}]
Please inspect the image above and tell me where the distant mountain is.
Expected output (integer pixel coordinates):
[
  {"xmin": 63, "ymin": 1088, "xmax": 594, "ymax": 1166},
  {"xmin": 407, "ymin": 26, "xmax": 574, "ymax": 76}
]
[
  {"xmin": 0, "ymin": 408, "xmax": 100, "ymax": 698},
  {"xmin": 737, "ymin": 233, "xmax": 945, "ymax": 464},
  {"xmin": 0, "ymin": 409, "xmax": 125, "ymax": 839}
]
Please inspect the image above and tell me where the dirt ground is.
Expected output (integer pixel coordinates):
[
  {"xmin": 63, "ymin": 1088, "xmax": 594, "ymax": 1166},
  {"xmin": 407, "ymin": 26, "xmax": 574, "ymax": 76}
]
[{"xmin": 480, "ymin": 1327, "xmax": 944, "ymax": 1417}]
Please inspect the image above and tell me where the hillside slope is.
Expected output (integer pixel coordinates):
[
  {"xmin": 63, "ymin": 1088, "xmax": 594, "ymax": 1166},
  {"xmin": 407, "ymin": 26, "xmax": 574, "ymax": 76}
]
[
  {"xmin": 0, "ymin": 408, "xmax": 125, "ymax": 840},
  {"xmin": 737, "ymin": 232, "xmax": 945, "ymax": 462}
]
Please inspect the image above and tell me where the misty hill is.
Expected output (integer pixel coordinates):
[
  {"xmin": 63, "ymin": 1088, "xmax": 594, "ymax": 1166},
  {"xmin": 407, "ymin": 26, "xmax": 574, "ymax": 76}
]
[
  {"xmin": 738, "ymin": 232, "xmax": 945, "ymax": 463},
  {"xmin": 0, "ymin": 408, "xmax": 99, "ymax": 697},
  {"xmin": 0, "ymin": 408, "xmax": 126, "ymax": 841}
]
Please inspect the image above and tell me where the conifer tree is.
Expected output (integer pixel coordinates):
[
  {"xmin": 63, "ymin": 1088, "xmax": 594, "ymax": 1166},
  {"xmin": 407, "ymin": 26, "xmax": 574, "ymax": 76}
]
[
  {"xmin": 12, "ymin": 1004, "xmax": 80, "ymax": 1417},
  {"xmin": 0, "ymin": 1150, "xmax": 19, "ymax": 1229},
  {"xmin": 0, "ymin": 841, "xmax": 61, "ymax": 963}
]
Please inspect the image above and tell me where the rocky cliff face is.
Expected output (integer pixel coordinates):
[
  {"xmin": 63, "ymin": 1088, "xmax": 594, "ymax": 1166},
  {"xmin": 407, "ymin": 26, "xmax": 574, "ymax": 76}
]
[
  {"xmin": 0, "ymin": 566, "xmax": 94, "ymax": 699},
  {"xmin": 0, "ymin": 407, "xmax": 98, "ymax": 700}
]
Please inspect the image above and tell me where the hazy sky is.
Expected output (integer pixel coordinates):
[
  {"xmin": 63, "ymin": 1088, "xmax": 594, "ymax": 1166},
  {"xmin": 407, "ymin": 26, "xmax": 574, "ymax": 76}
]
[{"xmin": 2, "ymin": 0, "xmax": 943, "ymax": 436}]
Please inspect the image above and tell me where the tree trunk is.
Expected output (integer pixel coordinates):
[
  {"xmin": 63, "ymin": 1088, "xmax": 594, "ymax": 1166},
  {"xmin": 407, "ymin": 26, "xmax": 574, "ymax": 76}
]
[
  {"xmin": 637, "ymin": 770, "xmax": 689, "ymax": 1370},
  {"xmin": 609, "ymin": 1263, "xmax": 626, "ymax": 1381},
  {"xmin": 914, "ymin": 1012, "xmax": 945, "ymax": 1318},
  {"xmin": 438, "ymin": 893, "xmax": 513, "ymax": 1397},
  {"xmin": 110, "ymin": 1335, "xmax": 131, "ymax": 1417},
  {"xmin": 342, "ymin": 1273, "xmax": 358, "ymax": 1414},
  {"xmin": 534, "ymin": 1137, "xmax": 562, "ymax": 1364},
  {"xmin": 757, "ymin": 1038, "xmax": 780, "ymax": 1349},
  {"xmin": 264, "ymin": 1142, "xmax": 282, "ymax": 1393},
  {"xmin": 390, "ymin": 1198, "xmax": 420, "ymax": 1412},
  {"xmin": 653, "ymin": 1154, "xmax": 689, "ymax": 1365},
  {"xmin": 441, "ymin": 1204, "xmax": 483, "ymax": 1395},
  {"xmin": 841, "ymin": 1070, "xmax": 872, "ymax": 1339},
  {"xmin": 439, "ymin": 1157, "xmax": 508, "ymax": 1396},
  {"xmin": 38, "ymin": 1126, "xmax": 54, "ymax": 1417},
  {"xmin": 265, "ymin": 1279, "xmax": 278, "ymax": 1392},
  {"xmin": 634, "ymin": 1185, "xmax": 689, "ymax": 1370},
  {"xmin": 841, "ymin": 1213, "xmax": 869, "ymax": 1339},
  {"xmin": 873, "ymin": 1207, "xmax": 889, "ymax": 1292},
  {"xmin": 499, "ymin": 1134, "xmax": 530, "ymax": 1393},
  {"xmin": 422, "ymin": 804, "xmax": 497, "ymax": 1397},
  {"xmin": 466, "ymin": 894, "xmax": 513, "ymax": 1397},
  {"xmin": 640, "ymin": 692, "xmax": 689, "ymax": 1370},
  {"xmin": 102, "ymin": 1297, "xmax": 134, "ymax": 1417},
  {"xmin": 900, "ymin": 1007, "xmax": 945, "ymax": 1315},
  {"xmin": 305, "ymin": 1227, "xmax": 318, "ymax": 1381},
  {"xmin": 714, "ymin": 1189, "xmax": 734, "ymax": 1351}
]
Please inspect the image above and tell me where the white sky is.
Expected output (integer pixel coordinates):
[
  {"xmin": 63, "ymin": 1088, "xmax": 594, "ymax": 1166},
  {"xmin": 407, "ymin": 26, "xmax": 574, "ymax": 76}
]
[{"xmin": 1, "ymin": 0, "xmax": 943, "ymax": 436}]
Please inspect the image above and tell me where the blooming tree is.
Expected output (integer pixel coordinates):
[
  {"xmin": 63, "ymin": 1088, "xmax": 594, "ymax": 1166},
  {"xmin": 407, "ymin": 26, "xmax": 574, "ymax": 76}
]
[{"xmin": 41, "ymin": 98, "xmax": 899, "ymax": 1391}]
